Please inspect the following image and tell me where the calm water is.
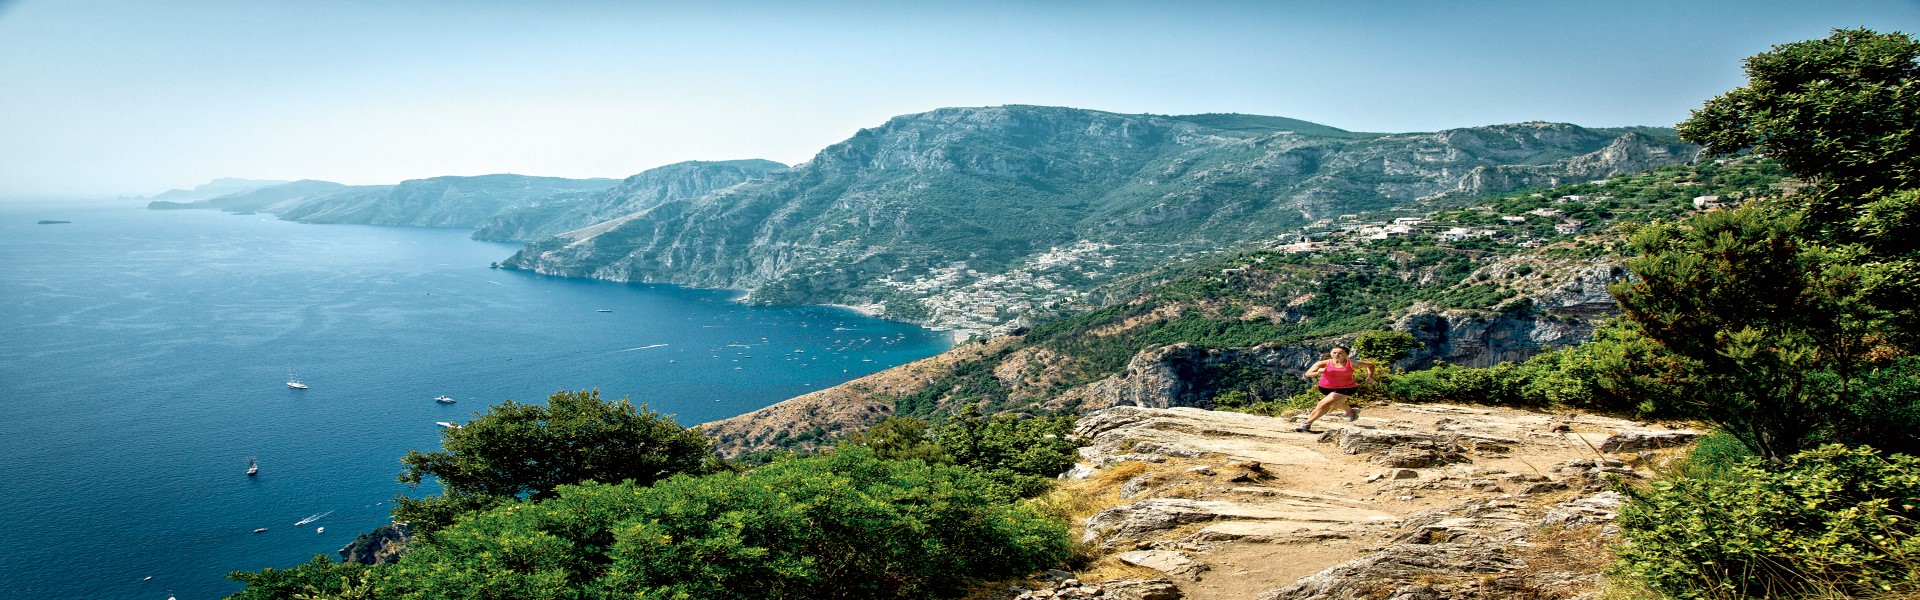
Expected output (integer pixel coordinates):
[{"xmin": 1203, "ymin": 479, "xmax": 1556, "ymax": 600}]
[{"xmin": 0, "ymin": 202, "xmax": 950, "ymax": 599}]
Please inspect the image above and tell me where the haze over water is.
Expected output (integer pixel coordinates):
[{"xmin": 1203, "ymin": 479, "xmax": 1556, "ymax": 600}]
[{"xmin": 0, "ymin": 202, "xmax": 950, "ymax": 599}]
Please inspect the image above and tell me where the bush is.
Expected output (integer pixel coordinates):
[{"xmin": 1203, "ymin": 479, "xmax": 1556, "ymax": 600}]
[
  {"xmin": 1383, "ymin": 362, "xmax": 1536, "ymax": 407},
  {"xmin": 843, "ymin": 411, "xmax": 1083, "ymax": 499},
  {"xmin": 383, "ymin": 449, "xmax": 1073, "ymax": 599},
  {"xmin": 1615, "ymin": 444, "xmax": 1920, "ymax": 599}
]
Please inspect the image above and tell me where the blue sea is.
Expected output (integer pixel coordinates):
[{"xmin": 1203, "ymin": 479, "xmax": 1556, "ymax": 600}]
[{"xmin": 0, "ymin": 201, "xmax": 951, "ymax": 599}]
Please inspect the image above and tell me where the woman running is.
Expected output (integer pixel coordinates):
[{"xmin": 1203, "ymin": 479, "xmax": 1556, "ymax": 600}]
[{"xmin": 1297, "ymin": 345, "xmax": 1375, "ymax": 432}]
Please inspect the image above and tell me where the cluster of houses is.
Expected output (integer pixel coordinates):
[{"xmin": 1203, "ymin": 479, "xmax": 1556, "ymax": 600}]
[
  {"xmin": 882, "ymin": 242, "xmax": 1117, "ymax": 339},
  {"xmin": 1275, "ymin": 193, "xmax": 1735, "ymax": 255}
]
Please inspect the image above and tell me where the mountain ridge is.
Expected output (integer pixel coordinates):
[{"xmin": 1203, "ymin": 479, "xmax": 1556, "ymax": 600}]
[{"xmin": 500, "ymin": 105, "xmax": 1698, "ymax": 336}]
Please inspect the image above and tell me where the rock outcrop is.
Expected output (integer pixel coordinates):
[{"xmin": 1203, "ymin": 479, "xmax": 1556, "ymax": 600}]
[
  {"xmin": 1046, "ymin": 403, "xmax": 1700, "ymax": 600},
  {"xmin": 1394, "ymin": 261, "xmax": 1630, "ymax": 368},
  {"xmin": 1073, "ymin": 343, "xmax": 1323, "ymax": 410},
  {"xmin": 338, "ymin": 522, "xmax": 412, "ymax": 565}
]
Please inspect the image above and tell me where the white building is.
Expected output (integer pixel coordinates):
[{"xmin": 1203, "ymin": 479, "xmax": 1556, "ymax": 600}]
[{"xmin": 1556, "ymin": 220, "xmax": 1584, "ymax": 235}]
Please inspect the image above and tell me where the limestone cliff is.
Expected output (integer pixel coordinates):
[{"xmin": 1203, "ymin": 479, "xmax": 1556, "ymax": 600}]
[
  {"xmin": 471, "ymin": 159, "xmax": 787, "ymax": 242},
  {"xmin": 1395, "ymin": 260, "xmax": 1630, "ymax": 369}
]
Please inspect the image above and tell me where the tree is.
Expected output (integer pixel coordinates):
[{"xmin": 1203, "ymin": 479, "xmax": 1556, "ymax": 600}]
[
  {"xmin": 1678, "ymin": 28, "xmax": 1920, "ymax": 347},
  {"xmin": 1679, "ymin": 28, "xmax": 1920, "ymax": 220},
  {"xmin": 1608, "ymin": 28, "xmax": 1920, "ymax": 460},
  {"xmin": 1611, "ymin": 207, "xmax": 1875, "ymax": 460},
  {"xmin": 393, "ymin": 389, "xmax": 714, "ymax": 534},
  {"xmin": 1354, "ymin": 329, "xmax": 1421, "ymax": 367}
]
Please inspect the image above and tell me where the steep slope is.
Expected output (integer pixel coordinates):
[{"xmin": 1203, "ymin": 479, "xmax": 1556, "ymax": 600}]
[
  {"xmin": 501, "ymin": 106, "xmax": 1695, "ymax": 333},
  {"xmin": 471, "ymin": 159, "xmax": 787, "ymax": 242}
]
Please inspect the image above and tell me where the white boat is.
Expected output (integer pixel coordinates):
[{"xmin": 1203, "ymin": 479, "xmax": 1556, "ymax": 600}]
[
  {"xmin": 246, "ymin": 458, "xmax": 258, "ymax": 477},
  {"xmin": 433, "ymin": 395, "xmax": 456, "ymax": 404},
  {"xmin": 286, "ymin": 370, "xmax": 308, "ymax": 389},
  {"xmin": 436, "ymin": 421, "xmax": 457, "ymax": 429},
  {"xmin": 316, "ymin": 527, "xmax": 325, "ymax": 534}
]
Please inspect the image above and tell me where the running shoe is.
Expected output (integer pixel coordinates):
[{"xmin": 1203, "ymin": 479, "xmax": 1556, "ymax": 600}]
[{"xmin": 1346, "ymin": 407, "xmax": 1360, "ymax": 422}]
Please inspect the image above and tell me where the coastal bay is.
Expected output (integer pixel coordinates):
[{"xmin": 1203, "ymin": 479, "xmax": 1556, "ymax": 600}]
[{"xmin": 0, "ymin": 202, "xmax": 949, "ymax": 599}]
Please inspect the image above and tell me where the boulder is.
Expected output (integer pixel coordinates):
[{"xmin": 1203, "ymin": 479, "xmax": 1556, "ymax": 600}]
[
  {"xmin": 338, "ymin": 522, "xmax": 411, "ymax": 565},
  {"xmin": 1598, "ymin": 430, "xmax": 1702, "ymax": 452},
  {"xmin": 1116, "ymin": 549, "xmax": 1210, "ymax": 579},
  {"xmin": 1100, "ymin": 578, "xmax": 1184, "ymax": 600}
]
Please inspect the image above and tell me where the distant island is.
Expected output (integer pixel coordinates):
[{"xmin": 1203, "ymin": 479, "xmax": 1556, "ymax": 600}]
[{"xmin": 36, "ymin": 220, "xmax": 71, "ymax": 224}]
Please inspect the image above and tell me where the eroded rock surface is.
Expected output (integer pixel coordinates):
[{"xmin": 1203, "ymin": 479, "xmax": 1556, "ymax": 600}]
[{"xmin": 1047, "ymin": 403, "xmax": 1693, "ymax": 600}]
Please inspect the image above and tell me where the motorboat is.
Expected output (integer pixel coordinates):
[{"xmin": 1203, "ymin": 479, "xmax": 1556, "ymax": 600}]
[
  {"xmin": 433, "ymin": 395, "xmax": 456, "ymax": 404},
  {"xmin": 436, "ymin": 421, "xmax": 458, "ymax": 429},
  {"xmin": 246, "ymin": 458, "xmax": 258, "ymax": 477},
  {"xmin": 286, "ymin": 370, "xmax": 308, "ymax": 389}
]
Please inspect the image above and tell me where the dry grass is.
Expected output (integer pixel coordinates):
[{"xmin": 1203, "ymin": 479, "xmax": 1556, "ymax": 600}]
[
  {"xmin": 1029, "ymin": 460, "xmax": 1151, "ymax": 542},
  {"xmin": 1076, "ymin": 558, "xmax": 1168, "ymax": 584}
]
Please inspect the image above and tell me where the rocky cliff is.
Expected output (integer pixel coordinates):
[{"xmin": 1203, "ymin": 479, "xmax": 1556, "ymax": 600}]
[
  {"xmin": 471, "ymin": 159, "xmax": 787, "ymax": 242},
  {"xmin": 499, "ymin": 106, "xmax": 1695, "ymax": 329}
]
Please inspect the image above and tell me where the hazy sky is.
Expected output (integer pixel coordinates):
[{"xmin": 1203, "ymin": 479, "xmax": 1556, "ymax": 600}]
[{"xmin": 1, "ymin": 1, "xmax": 1915, "ymax": 199}]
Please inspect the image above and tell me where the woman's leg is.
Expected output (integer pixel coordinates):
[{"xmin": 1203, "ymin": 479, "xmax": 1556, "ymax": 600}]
[{"xmin": 1301, "ymin": 392, "xmax": 1351, "ymax": 428}]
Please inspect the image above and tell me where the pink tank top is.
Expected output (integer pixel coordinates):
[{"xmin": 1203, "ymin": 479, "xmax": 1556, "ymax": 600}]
[{"xmin": 1318, "ymin": 360, "xmax": 1357, "ymax": 388}]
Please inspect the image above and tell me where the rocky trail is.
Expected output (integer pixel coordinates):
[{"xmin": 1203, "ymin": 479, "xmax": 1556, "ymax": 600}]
[{"xmin": 1022, "ymin": 403, "xmax": 1699, "ymax": 600}]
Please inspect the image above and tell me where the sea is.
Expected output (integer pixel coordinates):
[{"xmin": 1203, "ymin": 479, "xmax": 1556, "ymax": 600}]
[{"xmin": 0, "ymin": 201, "xmax": 952, "ymax": 599}]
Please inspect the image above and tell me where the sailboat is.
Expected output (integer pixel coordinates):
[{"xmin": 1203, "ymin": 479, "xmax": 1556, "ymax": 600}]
[
  {"xmin": 286, "ymin": 369, "xmax": 308, "ymax": 389},
  {"xmin": 246, "ymin": 458, "xmax": 258, "ymax": 477}
]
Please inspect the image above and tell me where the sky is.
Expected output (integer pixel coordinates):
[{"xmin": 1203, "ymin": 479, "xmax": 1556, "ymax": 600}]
[{"xmin": 1, "ymin": 1, "xmax": 1915, "ymax": 199}]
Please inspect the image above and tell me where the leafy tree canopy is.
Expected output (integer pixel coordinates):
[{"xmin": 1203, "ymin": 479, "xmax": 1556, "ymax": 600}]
[
  {"xmin": 392, "ymin": 389, "xmax": 714, "ymax": 534},
  {"xmin": 1679, "ymin": 28, "xmax": 1920, "ymax": 214}
]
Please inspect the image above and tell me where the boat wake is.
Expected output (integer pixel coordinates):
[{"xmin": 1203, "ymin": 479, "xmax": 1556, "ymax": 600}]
[
  {"xmin": 616, "ymin": 344, "xmax": 668, "ymax": 352},
  {"xmin": 293, "ymin": 510, "xmax": 333, "ymax": 526}
]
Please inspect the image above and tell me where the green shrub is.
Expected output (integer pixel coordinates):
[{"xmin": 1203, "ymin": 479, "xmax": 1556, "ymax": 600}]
[
  {"xmin": 383, "ymin": 449, "xmax": 1072, "ymax": 599},
  {"xmin": 1382, "ymin": 362, "xmax": 1536, "ymax": 407},
  {"xmin": 1615, "ymin": 444, "xmax": 1920, "ymax": 599},
  {"xmin": 843, "ymin": 411, "xmax": 1083, "ymax": 499}
]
